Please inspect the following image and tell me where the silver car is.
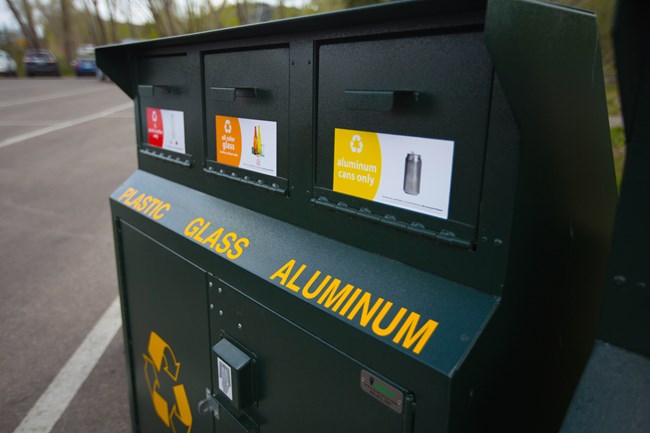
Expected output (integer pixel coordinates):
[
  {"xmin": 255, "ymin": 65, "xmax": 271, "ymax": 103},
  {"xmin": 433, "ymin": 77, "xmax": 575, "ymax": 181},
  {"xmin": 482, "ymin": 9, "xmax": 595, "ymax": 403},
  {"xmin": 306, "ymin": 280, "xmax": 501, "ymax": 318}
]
[{"xmin": 0, "ymin": 50, "xmax": 17, "ymax": 76}]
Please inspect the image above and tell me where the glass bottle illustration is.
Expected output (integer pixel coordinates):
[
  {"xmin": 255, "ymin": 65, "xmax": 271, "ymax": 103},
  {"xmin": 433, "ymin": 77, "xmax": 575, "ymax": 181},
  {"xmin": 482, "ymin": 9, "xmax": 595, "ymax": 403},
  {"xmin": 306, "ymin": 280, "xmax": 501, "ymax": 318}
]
[{"xmin": 252, "ymin": 126, "xmax": 258, "ymax": 155}]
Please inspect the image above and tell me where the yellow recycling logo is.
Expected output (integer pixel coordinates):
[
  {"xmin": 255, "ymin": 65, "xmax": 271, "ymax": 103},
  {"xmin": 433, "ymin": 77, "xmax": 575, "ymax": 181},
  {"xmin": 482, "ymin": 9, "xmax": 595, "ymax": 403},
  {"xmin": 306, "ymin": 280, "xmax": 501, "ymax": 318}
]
[{"xmin": 143, "ymin": 331, "xmax": 193, "ymax": 433}]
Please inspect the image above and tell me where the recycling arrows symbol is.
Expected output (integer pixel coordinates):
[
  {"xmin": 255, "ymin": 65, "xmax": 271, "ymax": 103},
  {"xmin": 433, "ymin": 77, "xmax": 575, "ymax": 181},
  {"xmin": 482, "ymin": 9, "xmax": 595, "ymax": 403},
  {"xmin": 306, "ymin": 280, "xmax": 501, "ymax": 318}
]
[
  {"xmin": 143, "ymin": 331, "xmax": 192, "ymax": 433},
  {"xmin": 350, "ymin": 134, "xmax": 363, "ymax": 153}
]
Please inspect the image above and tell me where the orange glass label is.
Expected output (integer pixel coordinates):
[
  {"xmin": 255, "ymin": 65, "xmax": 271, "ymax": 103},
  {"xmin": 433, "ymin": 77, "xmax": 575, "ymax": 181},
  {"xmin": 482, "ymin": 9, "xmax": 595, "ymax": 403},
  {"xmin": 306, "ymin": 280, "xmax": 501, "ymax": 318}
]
[
  {"xmin": 216, "ymin": 116, "xmax": 242, "ymax": 168},
  {"xmin": 216, "ymin": 115, "xmax": 277, "ymax": 176}
]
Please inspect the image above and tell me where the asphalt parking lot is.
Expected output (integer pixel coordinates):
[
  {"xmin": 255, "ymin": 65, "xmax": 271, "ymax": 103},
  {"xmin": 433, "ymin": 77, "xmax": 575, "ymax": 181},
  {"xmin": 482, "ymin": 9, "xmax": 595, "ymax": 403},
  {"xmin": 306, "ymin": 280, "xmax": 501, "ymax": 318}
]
[{"xmin": 0, "ymin": 77, "xmax": 135, "ymax": 433}]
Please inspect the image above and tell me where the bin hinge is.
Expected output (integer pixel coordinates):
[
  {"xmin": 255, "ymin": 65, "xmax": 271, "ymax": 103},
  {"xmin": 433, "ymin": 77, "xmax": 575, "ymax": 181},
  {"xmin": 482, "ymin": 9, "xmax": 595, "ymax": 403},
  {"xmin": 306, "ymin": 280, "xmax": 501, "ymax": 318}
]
[
  {"xmin": 140, "ymin": 147, "xmax": 192, "ymax": 167},
  {"xmin": 204, "ymin": 167, "xmax": 288, "ymax": 195},
  {"xmin": 311, "ymin": 196, "xmax": 472, "ymax": 249}
]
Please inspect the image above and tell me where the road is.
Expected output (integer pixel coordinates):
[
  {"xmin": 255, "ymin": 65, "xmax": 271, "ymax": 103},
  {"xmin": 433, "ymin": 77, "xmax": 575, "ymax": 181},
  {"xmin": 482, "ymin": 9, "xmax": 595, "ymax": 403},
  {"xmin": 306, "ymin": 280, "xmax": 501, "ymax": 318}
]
[{"xmin": 0, "ymin": 77, "xmax": 135, "ymax": 433}]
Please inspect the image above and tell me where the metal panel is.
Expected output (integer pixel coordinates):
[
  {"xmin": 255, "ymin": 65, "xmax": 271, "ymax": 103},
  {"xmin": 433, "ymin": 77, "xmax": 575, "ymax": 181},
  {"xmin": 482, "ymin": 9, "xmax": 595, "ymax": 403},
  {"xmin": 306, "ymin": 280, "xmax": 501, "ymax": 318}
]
[
  {"xmin": 118, "ymin": 221, "xmax": 212, "ymax": 433},
  {"xmin": 209, "ymin": 276, "xmax": 412, "ymax": 433},
  {"xmin": 110, "ymin": 170, "xmax": 499, "ymax": 376}
]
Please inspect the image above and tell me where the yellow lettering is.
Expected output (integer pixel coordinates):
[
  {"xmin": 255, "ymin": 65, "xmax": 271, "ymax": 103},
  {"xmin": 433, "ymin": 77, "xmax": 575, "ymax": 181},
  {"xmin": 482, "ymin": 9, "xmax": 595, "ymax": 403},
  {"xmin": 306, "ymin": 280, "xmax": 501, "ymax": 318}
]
[
  {"xmin": 317, "ymin": 280, "xmax": 355, "ymax": 312},
  {"xmin": 146, "ymin": 198, "xmax": 162, "ymax": 216},
  {"xmin": 270, "ymin": 260, "xmax": 296, "ymax": 286},
  {"xmin": 118, "ymin": 187, "xmax": 137, "ymax": 202},
  {"xmin": 286, "ymin": 264, "xmax": 307, "ymax": 292},
  {"xmin": 227, "ymin": 237, "xmax": 249, "ymax": 260},
  {"xmin": 216, "ymin": 232, "xmax": 236, "ymax": 253},
  {"xmin": 372, "ymin": 304, "xmax": 407, "ymax": 336},
  {"xmin": 184, "ymin": 218, "xmax": 205, "ymax": 237},
  {"xmin": 139, "ymin": 195, "xmax": 152, "ymax": 212},
  {"xmin": 127, "ymin": 193, "xmax": 144, "ymax": 207},
  {"xmin": 194, "ymin": 221, "xmax": 212, "ymax": 243},
  {"xmin": 202, "ymin": 228, "xmax": 224, "ymax": 249},
  {"xmin": 338, "ymin": 288, "xmax": 362, "ymax": 316},
  {"xmin": 392, "ymin": 313, "xmax": 438, "ymax": 355},
  {"xmin": 347, "ymin": 292, "xmax": 384, "ymax": 326},
  {"xmin": 301, "ymin": 271, "xmax": 322, "ymax": 296},
  {"xmin": 267, "ymin": 259, "xmax": 440, "ymax": 355},
  {"xmin": 304, "ymin": 275, "xmax": 331, "ymax": 299},
  {"xmin": 152, "ymin": 203, "xmax": 170, "ymax": 220}
]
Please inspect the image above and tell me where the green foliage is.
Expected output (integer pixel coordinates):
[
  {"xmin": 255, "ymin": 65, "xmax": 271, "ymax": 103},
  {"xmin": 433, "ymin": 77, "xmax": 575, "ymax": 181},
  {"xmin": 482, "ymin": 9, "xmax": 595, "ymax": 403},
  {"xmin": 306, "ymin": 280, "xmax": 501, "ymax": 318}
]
[{"xmin": 610, "ymin": 126, "xmax": 626, "ymax": 190}]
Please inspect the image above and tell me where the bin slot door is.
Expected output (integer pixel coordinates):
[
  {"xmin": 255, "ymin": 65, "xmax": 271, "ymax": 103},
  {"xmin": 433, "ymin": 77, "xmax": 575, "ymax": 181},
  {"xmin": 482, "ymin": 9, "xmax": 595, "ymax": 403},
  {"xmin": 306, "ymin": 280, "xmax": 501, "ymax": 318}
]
[
  {"xmin": 316, "ymin": 32, "xmax": 493, "ymax": 240},
  {"xmin": 204, "ymin": 47, "xmax": 289, "ymax": 189},
  {"xmin": 136, "ymin": 54, "xmax": 194, "ymax": 162}
]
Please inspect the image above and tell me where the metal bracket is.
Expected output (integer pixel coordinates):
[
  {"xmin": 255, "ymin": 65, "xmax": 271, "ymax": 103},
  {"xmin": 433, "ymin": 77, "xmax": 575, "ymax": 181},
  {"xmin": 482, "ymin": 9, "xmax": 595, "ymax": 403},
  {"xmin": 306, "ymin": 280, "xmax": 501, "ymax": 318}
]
[{"xmin": 311, "ymin": 196, "xmax": 473, "ymax": 249}]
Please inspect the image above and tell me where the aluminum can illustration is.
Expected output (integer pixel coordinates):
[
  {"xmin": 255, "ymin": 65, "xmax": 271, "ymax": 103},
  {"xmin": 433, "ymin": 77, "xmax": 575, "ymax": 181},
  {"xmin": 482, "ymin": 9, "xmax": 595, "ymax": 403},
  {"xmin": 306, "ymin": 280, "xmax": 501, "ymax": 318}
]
[{"xmin": 403, "ymin": 152, "xmax": 422, "ymax": 195}]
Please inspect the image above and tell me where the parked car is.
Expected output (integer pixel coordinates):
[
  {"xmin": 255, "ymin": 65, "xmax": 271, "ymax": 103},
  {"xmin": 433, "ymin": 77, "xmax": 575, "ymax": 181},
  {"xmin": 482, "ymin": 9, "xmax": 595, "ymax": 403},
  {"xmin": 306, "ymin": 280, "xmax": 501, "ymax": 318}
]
[
  {"xmin": 24, "ymin": 49, "xmax": 60, "ymax": 76},
  {"xmin": 72, "ymin": 56, "xmax": 97, "ymax": 76},
  {"xmin": 0, "ymin": 50, "xmax": 17, "ymax": 76},
  {"xmin": 76, "ymin": 44, "xmax": 94, "ymax": 57}
]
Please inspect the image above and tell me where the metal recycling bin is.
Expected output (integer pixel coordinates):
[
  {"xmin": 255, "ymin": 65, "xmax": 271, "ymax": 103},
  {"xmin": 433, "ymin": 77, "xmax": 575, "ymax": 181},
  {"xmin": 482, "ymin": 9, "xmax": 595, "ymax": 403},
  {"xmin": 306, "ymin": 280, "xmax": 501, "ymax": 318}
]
[
  {"xmin": 561, "ymin": 1, "xmax": 650, "ymax": 431},
  {"xmin": 98, "ymin": 1, "xmax": 617, "ymax": 432}
]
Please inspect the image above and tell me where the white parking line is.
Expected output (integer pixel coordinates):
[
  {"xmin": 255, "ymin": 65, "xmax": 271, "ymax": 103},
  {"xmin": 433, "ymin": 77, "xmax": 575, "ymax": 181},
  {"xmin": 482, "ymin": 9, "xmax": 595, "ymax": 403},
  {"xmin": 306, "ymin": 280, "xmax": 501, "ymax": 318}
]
[
  {"xmin": 0, "ymin": 120, "xmax": 59, "ymax": 126},
  {"xmin": 0, "ymin": 86, "xmax": 110, "ymax": 108},
  {"xmin": 0, "ymin": 102, "xmax": 132, "ymax": 149},
  {"xmin": 12, "ymin": 297, "xmax": 123, "ymax": 433}
]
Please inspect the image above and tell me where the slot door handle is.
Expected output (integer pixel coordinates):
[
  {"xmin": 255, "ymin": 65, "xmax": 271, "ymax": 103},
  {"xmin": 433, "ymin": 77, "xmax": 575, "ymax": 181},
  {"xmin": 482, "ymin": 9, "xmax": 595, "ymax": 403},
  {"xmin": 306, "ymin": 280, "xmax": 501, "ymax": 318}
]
[
  {"xmin": 344, "ymin": 90, "xmax": 419, "ymax": 111},
  {"xmin": 138, "ymin": 84, "xmax": 171, "ymax": 97},
  {"xmin": 211, "ymin": 87, "xmax": 258, "ymax": 102}
]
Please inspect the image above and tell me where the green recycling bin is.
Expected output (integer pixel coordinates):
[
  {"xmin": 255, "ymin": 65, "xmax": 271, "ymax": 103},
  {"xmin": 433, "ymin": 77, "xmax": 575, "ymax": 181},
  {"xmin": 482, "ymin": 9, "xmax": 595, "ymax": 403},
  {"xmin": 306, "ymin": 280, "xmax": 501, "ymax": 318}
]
[{"xmin": 98, "ymin": 1, "xmax": 617, "ymax": 432}]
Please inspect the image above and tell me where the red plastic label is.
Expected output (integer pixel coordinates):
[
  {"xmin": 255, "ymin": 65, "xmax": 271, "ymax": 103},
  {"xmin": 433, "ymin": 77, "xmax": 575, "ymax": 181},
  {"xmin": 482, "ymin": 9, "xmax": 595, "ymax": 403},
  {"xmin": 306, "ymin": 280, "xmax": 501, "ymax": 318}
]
[{"xmin": 147, "ymin": 108, "xmax": 164, "ymax": 148}]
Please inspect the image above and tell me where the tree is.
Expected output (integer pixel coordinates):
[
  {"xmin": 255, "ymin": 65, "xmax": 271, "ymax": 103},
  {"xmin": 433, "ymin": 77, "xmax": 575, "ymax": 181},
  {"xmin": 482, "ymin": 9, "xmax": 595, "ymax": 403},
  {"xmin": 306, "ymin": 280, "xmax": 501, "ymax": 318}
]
[
  {"xmin": 147, "ymin": 0, "xmax": 179, "ymax": 36},
  {"xmin": 5, "ymin": 0, "xmax": 41, "ymax": 49},
  {"xmin": 210, "ymin": 0, "xmax": 228, "ymax": 29},
  {"xmin": 81, "ymin": 0, "xmax": 99, "ymax": 45},
  {"xmin": 106, "ymin": 0, "xmax": 118, "ymax": 43},
  {"xmin": 236, "ymin": 0, "xmax": 248, "ymax": 25},
  {"xmin": 88, "ymin": 0, "xmax": 107, "ymax": 44},
  {"xmin": 60, "ymin": 0, "xmax": 72, "ymax": 63}
]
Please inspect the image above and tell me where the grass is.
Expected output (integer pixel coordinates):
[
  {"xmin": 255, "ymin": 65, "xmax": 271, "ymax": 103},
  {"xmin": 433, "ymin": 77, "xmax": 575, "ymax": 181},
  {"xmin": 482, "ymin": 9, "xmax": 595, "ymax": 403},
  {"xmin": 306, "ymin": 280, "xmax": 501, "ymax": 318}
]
[{"xmin": 605, "ymin": 84, "xmax": 621, "ymax": 117}]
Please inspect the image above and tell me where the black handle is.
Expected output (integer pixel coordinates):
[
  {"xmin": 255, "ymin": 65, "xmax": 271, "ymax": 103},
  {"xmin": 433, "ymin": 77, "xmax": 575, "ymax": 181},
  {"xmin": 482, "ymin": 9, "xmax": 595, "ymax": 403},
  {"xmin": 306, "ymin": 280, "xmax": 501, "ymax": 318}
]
[
  {"xmin": 211, "ymin": 87, "xmax": 258, "ymax": 102},
  {"xmin": 138, "ymin": 84, "xmax": 171, "ymax": 97},
  {"xmin": 344, "ymin": 90, "xmax": 419, "ymax": 111}
]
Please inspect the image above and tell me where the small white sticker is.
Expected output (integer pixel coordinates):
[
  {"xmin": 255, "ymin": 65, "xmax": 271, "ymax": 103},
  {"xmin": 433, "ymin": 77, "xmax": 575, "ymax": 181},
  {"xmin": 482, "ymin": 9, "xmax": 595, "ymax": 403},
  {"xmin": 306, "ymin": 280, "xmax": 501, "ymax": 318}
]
[{"xmin": 217, "ymin": 357, "xmax": 233, "ymax": 400}]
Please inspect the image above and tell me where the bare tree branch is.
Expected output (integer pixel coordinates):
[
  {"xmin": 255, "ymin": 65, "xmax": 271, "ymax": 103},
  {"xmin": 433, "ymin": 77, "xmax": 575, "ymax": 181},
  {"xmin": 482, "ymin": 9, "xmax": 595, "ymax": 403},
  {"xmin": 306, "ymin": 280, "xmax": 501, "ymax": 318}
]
[
  {"xmin": 5, "ymin": 0, "xmax": 41, "ymax": 49},
  {"xmin": 89, "ymin": 0, "xmax": 107, "ymax": 44},
  {"xmin": 236, "ymin": 0, "xmax": 248, "ymax": 25}
]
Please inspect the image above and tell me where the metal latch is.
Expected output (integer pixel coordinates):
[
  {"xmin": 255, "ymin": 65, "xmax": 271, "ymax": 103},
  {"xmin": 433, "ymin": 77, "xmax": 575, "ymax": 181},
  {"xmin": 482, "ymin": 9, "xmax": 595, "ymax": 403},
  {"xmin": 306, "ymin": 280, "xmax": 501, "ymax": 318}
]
[
  {"xmin": 197, "ymin": 388, "xmax": 220, "ymax": 419},
  {"xmin": 197, "ymin": 388, "xmax": 258, "ymax": 432}
]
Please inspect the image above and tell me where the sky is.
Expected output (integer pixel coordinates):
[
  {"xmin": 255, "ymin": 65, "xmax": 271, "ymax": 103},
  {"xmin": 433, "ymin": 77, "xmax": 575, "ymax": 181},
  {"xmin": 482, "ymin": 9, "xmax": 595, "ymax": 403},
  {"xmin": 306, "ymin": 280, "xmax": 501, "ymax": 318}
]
[{"xmin": 1, "ymin": 2, "xmax": 17, "ymax": 30}]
